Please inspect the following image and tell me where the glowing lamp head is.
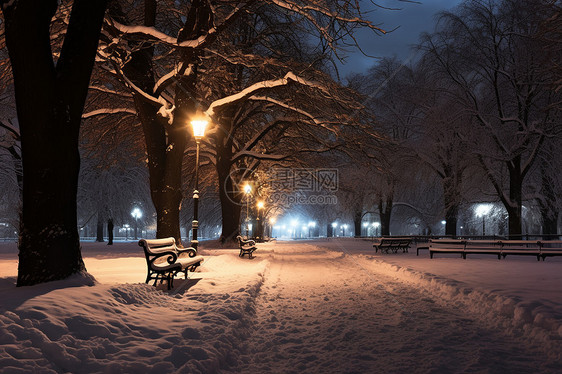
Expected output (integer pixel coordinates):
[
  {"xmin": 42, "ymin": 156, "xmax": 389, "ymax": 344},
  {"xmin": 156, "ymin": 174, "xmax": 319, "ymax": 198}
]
[
  {"xmin": 332, "ymin": 222, "xmax": 337, "ymax": 228},
  {"xmin": 244, "ymin": 184, "xmax": 252, "ymax": 194},
  {"xmin": 269, "ymin": 217, "xmax": 277, "ymax": 224},
  {"xmin": 190, "ymin": 118, "xmax": 208, "ymax": 140},
  {"xmin": 257, "ymin": 201, "xmax": 264, "ymax": 209},
  {"xmin": 131, "ymin": 207, "xmax": 142, "ymax": 219}
]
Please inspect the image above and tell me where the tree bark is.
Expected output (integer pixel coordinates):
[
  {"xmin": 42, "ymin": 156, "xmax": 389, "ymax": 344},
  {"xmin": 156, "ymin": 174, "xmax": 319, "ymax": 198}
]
[
  {"xmin": 378, "ymin": 195, "xmax": 393, "ymax": 236},
  {"xmin": 3, "ymin": 0, "xmax": 108, "ymax": 286}
]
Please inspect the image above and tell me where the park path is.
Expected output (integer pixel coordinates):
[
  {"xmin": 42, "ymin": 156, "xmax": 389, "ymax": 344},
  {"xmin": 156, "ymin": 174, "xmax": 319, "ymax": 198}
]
[{"xmin": 227, "ymin": 242, "xmax": 558, "ymax": 373}]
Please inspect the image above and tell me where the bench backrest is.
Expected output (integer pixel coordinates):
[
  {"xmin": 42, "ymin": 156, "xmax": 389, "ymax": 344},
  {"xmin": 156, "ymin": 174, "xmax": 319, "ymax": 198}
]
[{"xmin": 139, "ymin": 238, "xmax": 177, "ymax": 255}]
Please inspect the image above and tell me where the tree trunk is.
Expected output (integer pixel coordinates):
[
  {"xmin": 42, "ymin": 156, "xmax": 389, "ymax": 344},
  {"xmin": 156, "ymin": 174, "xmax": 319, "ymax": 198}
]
[
  {"xmin": 3, "ymin": 0, "xmax": 108, "ymax": 286},
  {"xmin": 217, "ymin": 155, "xmax": 242, "ymax": 242},
  {"xmin": 507, "ymin": 158, "xmax": 523, "ymax": 238},
  {"xmin": 96, "ymin": 212, "xmax": 104, "ymax": 242},
  {"xmin": 378, "ymin": 196, "xmax": 393, "ymax": 236},
  {"xmin": 353, "ymin": 211, "xmax": 362, "ymax": 237}
]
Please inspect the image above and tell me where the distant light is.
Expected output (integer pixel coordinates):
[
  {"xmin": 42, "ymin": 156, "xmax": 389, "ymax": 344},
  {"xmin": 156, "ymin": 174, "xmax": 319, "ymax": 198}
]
[
  {"xmin": 131, "ymin": 207, "xmax": 142, "ymax": 219},
  {"xmin": 269, "ymin": 217, "xmax": 277, "ymax": 224},
  {"xmin": 301, "ymin": 225, "xmax": 307, "ymax": 231},
  {"xmin": 291, "ymin": 220, "xmax": 298, "ymax": 227},
  {"xmin": 441, "ymin": 220, "xmax": 446, "ymax": 225},
  {"xmin": 257, "ymin": 201, "xmax": 265, "ymax": 209},
  {"xmin": 343, "ymin": 224, "xmax": 348, "ymax": 229},
  {"xmin": 244, "ymin": 184, "xmax": 252, "ymax": 194},
  {"xmin": 308, "ymin": 221, "xmax": 316, "ymax": 227},
  {"xmin": 332, "ymin": 222, "xmax": 338, "ymax": 228},
  {"xmin": 373, "ymin": 222, "xmax": 380, "ymax": 228},
  {"xmin": 363, "ymin": 222, "xmax": 369, "ymax": 227}
]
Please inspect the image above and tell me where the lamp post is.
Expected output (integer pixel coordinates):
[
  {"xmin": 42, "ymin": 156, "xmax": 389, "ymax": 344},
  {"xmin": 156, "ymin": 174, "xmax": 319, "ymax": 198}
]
[
  {"xmin": 342, "ymin": 224, "xmax": 348, "ymax": 237},
  {"xmin": 373, "ymin": 222, "xmax": 380, "ymax": 237},
  {"xmin": 475, "ymin": 204, "xmax": 492, "ymax": 237},
  {"xmin": 308, "ymin": 221, "xmax": 316, "ymax": 238},
  {"xmin": 244, "ymin": 183, "xmax": 252, "ymax": 237},
  {"xmin": 332, "ymin": 222, "xmax": 337, "ymax": 237},
  {"xmin": 269, "ymin": 217, "xmax": 276, "ymax": 238},
  {"xmin": 190, "ymin": 117, "xmax": 208, "ymax": 250},
  {"xmin": 363, "ymin": 222, "xmax": 369, "ymax": 237},
  {"xmin": 131, "ymin": 207, "xmax": 142, "ymax": 240}
]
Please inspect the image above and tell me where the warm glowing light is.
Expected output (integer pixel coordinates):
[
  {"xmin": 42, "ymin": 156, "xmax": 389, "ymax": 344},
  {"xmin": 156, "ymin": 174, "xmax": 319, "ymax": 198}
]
[
  {"xmin": 190, "ymin": 118, "xmax": 208, "ymax": 139},
  {"xmin": 363, "ymin": 222, "xmax": 369, "ymax": 227},
  {"xmin": 244, "ymin": 184, "xmax": 252, "ymax": 194},
  {"xmin": 332, "ymin": 222, "xmax": 338, "ymax": 228},
  {"xmin": 257, "ymin": 201, "xmax": 264, "ymax": 209},
  {"xmin": 269, "ymin": 217, "xmax": 276, "ymax": 224},
  {"xmin": 373, "ymin": 222, "xmax": 380, "ymax": 228}
]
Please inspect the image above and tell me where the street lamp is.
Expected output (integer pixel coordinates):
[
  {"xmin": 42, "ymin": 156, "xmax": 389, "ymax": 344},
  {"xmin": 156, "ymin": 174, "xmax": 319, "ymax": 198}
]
[
  {"xmin": 269, "ymin": 217, "xmax": 276, "ymax": 238},
  {"xmin": 244, "ymin": 183, "xmax": 252, "ymax": 237},
  {"xmin": 475, "ymin": 204, "xmax": 492, "ymax": 237},
  {"xmin": 332, "ymin": 222, "xmax": 337, "ymax": 237},
  {"xmin": 373, "ymin": 222, "xmax": 380, "ymax": 237},
  {"xmin": 190, "ymin": 116, "xmax": 208, "ymax": 249},
  {"xmin": 363, "ymin": 222, "xmax": 369, "ymax": 237},
  {"xmin": 308, "ymin": 221, "xmax": 316, "ymax": 238},
  {"xmin": 342, "ymin": 224, "xmax": 348, "ymax": 237},
  {"xmin": 131, "ymin": 207, "xmax": 142, "ymax": 240}
]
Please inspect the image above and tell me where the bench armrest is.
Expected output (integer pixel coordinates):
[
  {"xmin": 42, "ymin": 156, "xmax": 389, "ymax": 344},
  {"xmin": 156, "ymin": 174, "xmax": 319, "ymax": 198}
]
[{"xmin": 177, "ymin": 247, "xmax": 198, "ymax": 258}]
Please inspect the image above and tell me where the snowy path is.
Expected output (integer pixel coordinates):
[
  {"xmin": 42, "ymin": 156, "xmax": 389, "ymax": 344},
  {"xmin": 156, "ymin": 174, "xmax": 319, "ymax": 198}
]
[{"xmin": 232, "ymin": 243, "xmax": 560, "ymax": 373}]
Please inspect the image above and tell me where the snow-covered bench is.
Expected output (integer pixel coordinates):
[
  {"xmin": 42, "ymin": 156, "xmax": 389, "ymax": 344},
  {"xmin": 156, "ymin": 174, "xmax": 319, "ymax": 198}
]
[
  {"xmin": 237, "ymin": 235, "xmax": 257, "ymax": 259},
  {"xmin": 373, "ymin": 237, "xmax": 411, "ymax": 254},
  {"xmin": 429, "ymin": 239, "xmax": 562, "ymax": 261},
  {"xmin": 139, "ymin": 238, "xmax": 204, "ymax": 289}
]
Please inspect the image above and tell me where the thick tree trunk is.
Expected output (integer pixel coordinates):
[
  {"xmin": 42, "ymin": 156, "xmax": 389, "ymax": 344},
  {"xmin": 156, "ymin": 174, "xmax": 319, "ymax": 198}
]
[
  {"xmin": 3, "ymin": 0, "xmax": 108, "ymax": 286},
  {"xmin": 217, "ymin": 156, "xmax": 242, "ymax": 242},
  {"xmin": 378, "ymin": 196, "xmax": 393, "ymax": 236},
  {"xmin": 353, "ymin": 211, "xmax": 362, "ymax": 237},
  {"xmin": 96, "ymin": 212, "xmax": 104, "ymax": 242}
]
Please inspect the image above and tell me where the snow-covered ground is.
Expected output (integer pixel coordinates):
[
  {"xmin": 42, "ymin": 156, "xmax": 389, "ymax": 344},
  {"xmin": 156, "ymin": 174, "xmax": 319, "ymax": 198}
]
[{"xmin": 0, "ymin": 238, "xmax": 561, "ymax": 373}]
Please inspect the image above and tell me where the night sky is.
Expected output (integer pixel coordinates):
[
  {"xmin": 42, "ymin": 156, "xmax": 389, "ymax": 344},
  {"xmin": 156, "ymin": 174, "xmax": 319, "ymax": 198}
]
[{"xmin": 336, "ymin": 0, "xmax": 464, "ymax": 78}]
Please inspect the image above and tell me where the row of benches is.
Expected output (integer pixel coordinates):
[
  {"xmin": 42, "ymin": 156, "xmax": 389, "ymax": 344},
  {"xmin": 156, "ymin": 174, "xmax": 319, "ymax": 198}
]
[{"xmin": 426, "ymin": 239, "xmax": 562, "ymax": 261}]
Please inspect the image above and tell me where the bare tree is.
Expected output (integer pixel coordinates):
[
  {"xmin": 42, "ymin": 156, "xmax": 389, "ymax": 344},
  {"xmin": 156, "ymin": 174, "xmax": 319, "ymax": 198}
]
[{"xmin": 422, "ymin": 0, "xmax": 558, "ymax": 237}]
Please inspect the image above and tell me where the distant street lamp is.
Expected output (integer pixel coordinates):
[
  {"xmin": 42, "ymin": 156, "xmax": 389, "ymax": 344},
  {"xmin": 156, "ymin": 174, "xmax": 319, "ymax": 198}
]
[
  {"xmin": 269, "ymin": 217, "xmax": 276, "ymax": 238},
  {"xmin": 124, "ymin": 224, "xmax": 130, "ymax": 240},
  {"xmin": 342, "ymin": 224, "xmax": 348, "ymax": 237},
  {"xmin": 190, "ymin": 116, "xmax": 208, "ymax": 249},
  {"xmin": 332, "ymin": 222, "xmax": 337, "ymax": 237},
  {"xmin": 475, "ymin": 204, "xmax": 492, "ymax": 237},
  {"xmin": 244, "ymin": 183, "xmax": 252, "ymax": 237},
  {"xmin": 373, "ymin": 222, "xmax": 380, "ymax": 237},
  {"xmin": 131, "ymin": 207, "xmax": 142, "ymax": 240},
  {"xmin": 363, "ymin": 222, "xmax": 369, "ymax": 237},
  {"xmin": 308, "ymin": 221, "xmax": 316, "ymax": 238}
]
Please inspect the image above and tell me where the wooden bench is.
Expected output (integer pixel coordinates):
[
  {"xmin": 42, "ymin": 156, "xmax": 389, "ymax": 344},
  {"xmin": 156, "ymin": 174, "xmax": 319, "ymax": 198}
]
[
  {"xmin": 139, "ymin": 238, "xmax": 204, "ymax": 289},
  {"xmin": 237, "ymin": 235, "xmax": 257, "ymax": 258},
  {"xmin": 373, "ymin": 237, "xmax": 411, "ymax": 254},
  {"xmin": 429, "ymin": 239, "xmax": 562, "ymax": 261},
  {"xmin": 538, "ymin": 240, "xmax": 562, "ymax": 261}
]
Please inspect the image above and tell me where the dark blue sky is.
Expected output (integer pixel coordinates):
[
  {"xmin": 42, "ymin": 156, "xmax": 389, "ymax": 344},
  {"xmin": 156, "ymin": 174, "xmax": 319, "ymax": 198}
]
[{"xmin": 336, "ymin": 0, "xmax": 464, "ymax": 78}]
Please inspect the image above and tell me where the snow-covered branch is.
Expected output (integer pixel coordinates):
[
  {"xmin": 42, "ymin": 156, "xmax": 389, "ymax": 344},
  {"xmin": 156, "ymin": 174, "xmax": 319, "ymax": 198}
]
[{"xmin": 82, "ymin": 108, "xmax": 137, "ymax": 119}]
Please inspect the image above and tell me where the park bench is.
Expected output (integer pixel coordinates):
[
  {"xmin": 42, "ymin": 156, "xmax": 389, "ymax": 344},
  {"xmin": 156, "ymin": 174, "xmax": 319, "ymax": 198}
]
[
  {"xmin": 139, "ymin": 237, "xmax": 204, "ymax": 290},
  {"xmin": 237, "ymin": 235, "xmax": 257, "ymax": 258},
  {"xmin": 428, "ymin": 239, "xmax": 562, "ymax": 261},
  {"xmin": 373, "ymin": 237, "xmax": 411, "ymax": 254},
  {"xmin": 537, "ymin": 240, "xmax": 562, "ymax": 261}
]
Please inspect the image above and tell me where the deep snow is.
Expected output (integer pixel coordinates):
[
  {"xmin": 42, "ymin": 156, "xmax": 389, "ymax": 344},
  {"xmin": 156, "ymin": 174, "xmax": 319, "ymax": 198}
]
[{"xmin": 0, "ymin": 238, "xmax": 561, "ymax": 373}]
